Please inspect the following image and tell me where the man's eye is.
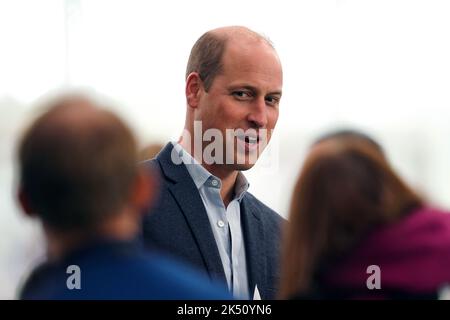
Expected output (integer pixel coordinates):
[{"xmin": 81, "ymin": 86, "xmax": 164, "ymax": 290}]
[
  {"xmin": 265, "ymin": 96, "xmax": 280, "ymax": 106},
  {"xmin": 232, "ymin": 91, "xmax": 252, "ymax": 99}
]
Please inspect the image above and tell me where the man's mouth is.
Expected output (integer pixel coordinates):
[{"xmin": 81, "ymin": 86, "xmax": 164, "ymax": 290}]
[
  {"xmin": 236, "ymin": 134, "xmax": 259, "ymax": 144},
  {"xmin": 243, "ymin": 136, "xmax": 258, "ymax": 144},
  {"xmin": 235, "ymin": 132, "xmax": 262, "ymax": 153}
]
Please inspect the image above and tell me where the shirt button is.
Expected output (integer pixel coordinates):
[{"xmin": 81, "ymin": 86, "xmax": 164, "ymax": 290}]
[
  {"xmin": 211, "ymin": 179, "xmax": 219, "ymax": 187},
  {"xmin": 217, "ymin": 220, "xmax": 225, "ymax": 228}
]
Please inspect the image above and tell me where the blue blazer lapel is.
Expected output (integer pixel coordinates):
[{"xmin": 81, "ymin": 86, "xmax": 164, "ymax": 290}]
[
  {"xmin": 240, "ymin": 197, "xmax": 266, "ymax": 299},
  {"xmin": 157, "ymin": 143, "xmax": 226, "ymax": 284}
]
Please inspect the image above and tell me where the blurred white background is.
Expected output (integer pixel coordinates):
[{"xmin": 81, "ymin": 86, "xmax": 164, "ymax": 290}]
[{"xmin": 1, "ymin": 0, "xmax": 449, "ymax": 299}]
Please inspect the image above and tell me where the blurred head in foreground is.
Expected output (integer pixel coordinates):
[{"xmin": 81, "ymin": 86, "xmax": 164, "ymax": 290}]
[
  {"xmin": 17, "ymin": 95, "xmax": 154, "ymax": 258},
  {"xmin": 280, "ymin": 129, "xmax": 450, "ymax": 299}
]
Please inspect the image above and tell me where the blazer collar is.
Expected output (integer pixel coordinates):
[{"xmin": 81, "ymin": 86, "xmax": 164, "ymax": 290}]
[{"xmin": 156, "ymin": 143, "xmax": 227, "ymax": 284}]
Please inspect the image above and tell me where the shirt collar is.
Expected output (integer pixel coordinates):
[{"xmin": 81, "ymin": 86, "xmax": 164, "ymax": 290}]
[
  {"xmin": 172, "ymin": 142, "xmax": 249, "ymax": 202},
  {"xmin": 234, "ymin": 171, "xmax": 249, "ymax": 202}
]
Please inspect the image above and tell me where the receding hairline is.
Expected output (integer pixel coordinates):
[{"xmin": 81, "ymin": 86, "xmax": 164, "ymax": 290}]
[
  {"xmin": 207, "ymin": 26, "xmax": 275, "ymax": 47},
  {"xmin": 185, "ymin": 26, "xmax": 279, "ymax": 91}
]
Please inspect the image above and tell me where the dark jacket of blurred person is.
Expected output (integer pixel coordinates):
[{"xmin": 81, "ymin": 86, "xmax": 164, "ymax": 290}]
[
  {"xmin": 17, "ymin": 95, "xmax": 231, "ymax": 300},
  {"xmin": 279, "ymin": 130, "xmax": 450, "ymax": 300}
]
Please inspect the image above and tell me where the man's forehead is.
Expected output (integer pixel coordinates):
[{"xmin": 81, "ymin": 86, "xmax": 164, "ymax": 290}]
[
  {"xmin": 219, "ymin": 42, "xmax": 282, "ymax": 81},
  {"xmin": 226, "ymin": 35, "xmax": 274, "ymax": 54},
  {"xmin": 223, "ymin": 40, "xmax": 280, "ymax": 68}
]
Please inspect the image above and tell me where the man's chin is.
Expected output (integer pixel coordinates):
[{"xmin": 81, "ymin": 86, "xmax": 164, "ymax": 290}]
[
  {"xmin": 232, "ymin": 162, "xmax": 256, "ymax": 171},
  {"xmin": 229, "ymin": 150, "xmax": 261, "ymax": 170}
]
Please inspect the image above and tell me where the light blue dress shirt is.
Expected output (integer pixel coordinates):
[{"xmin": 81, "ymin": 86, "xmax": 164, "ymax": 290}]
[{"xmin": 173, "ymin": 142, "xmax": 250, "ymax": 299}]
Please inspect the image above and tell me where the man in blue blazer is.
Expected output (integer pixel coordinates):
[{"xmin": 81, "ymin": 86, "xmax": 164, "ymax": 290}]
[{"xmin": 143, "ymin": 26, "xmax": 285, "ymax": 300}]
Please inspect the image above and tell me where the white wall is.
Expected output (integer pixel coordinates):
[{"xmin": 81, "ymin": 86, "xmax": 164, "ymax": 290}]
[{"xmin": 1, "ymin": 0, "xmax": 449, "ymax": 298}]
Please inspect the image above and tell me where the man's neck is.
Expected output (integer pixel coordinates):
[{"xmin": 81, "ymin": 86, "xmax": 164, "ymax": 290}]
[
  {"xmin": 44, "ymin": 208, "xmax": 138, "ymax": 261},
  {"xmin": 179, "ymin": 137, "xmax": 238, "ymax": 207},
  {"xmin": 205, "ymin": 165, "xmax": 238, "ymax": 208}
]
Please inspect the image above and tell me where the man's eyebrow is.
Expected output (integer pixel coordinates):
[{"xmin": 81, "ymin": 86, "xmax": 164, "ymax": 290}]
[
  {"xmin": 228, "ymin": 85, "xmax": 282, "ymax": 96},
  {"xmin": 228, "ymin": 85, "xmax": 258, "ymax": 92},
  {"xmin": 267, "ymin": 90, "xmax": 282, "ymax": 97}
]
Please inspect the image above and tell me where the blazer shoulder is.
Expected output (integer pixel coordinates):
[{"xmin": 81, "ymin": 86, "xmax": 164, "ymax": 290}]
[
  {"xmin": 243, "ymin": 192, "xmax": 285, "ymax": 225},
  {"xmin": 141, "ymin": 157, "xmax": 160, "ymax": 172}
]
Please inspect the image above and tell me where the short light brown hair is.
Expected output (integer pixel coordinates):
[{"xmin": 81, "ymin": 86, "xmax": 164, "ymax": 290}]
[
  {"xmin": 185, "ymin": 31, "xmax": 227, "ymax": 92},
  {"xmin": 18, "ymin": 96, "xmax": 139, "ymax": 232},
  {"xmin": 185, "ymin": 27, "xmax": 274, "ymax": 91}
]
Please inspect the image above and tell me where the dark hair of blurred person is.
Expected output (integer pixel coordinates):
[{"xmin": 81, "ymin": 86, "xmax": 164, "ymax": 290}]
[
  {"xmin": 279, "ymin": 129, "xmax": 450, "ymax": 299},
  {"xmin": 17, "ymin": 95, "xmax": 231, "ymax": 300}
]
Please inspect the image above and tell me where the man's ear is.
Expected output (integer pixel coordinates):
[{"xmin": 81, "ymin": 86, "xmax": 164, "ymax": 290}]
[
  {"xmin": 18, "ymin": 187, "xmax": 36, "ymax": 217},
  {"xmin": 185, "ymin": 72, "xmax": 203, "ymax": 108},
  {"xmin": 131, "ymin": 167, "xmax": 158, "ymax": 215}
]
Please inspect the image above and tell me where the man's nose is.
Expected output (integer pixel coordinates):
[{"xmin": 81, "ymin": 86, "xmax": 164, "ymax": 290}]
[{"xmin": 247, "ymin": 97, "xmax": 268, "ymax": 128}]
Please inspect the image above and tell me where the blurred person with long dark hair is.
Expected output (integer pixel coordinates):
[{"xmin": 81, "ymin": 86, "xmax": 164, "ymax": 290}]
[{"xmin": 279, "ymin": 130, "xmax": 450, "ymax": 299}]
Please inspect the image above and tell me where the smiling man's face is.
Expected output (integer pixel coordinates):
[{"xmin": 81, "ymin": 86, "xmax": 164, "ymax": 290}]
[{"xmin": 195, "ymin": 38, "xmax": 283, "ymax": 171}]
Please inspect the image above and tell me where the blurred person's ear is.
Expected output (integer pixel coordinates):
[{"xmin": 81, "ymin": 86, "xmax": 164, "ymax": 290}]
[
  {"xmin": 131, "ymin": 167, "xmax": 158, "ymax": 215},
  {"xmin": 18, "ymin": 187, "xmax": 36, "ymax": 217},
  {"xmin": 185, "ymin": 72, "xmax": 202, "ymax": 108}
]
